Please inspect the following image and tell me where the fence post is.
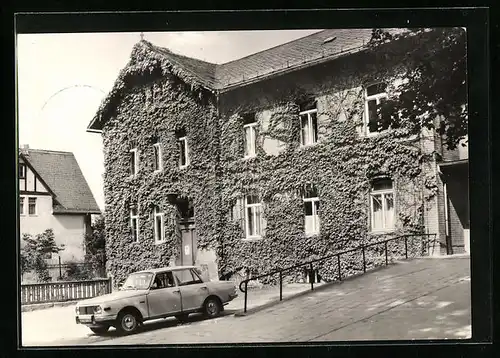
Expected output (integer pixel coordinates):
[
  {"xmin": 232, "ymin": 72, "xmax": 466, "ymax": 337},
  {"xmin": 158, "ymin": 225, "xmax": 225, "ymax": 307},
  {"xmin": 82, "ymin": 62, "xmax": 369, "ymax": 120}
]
[
  {"xmin": 279, "ymin": 271, "xmax": 283, "ymax": 301},
  {"xmin": 309, "ymin": 263, "xmax": 314, "ymax": 291},
  {"xmin": 244, "ymin": 281, "xmax": 248, "ymax": 313},
  {"xmin": 58, "ymin": 256, "xmax": 62, "ymax": 280},
  {"xmin": 362, "ymin": 246, "xmax": 366, "ymax": 273},
  {"xmin": 337, "ymin": 254, "xmax": 342, "ymax": 281},
  {"xmin": 405, "ymin": 236, "xmax": 408, "ymax": 259},
  {"xmin": 385, "ymin": 241, "xmax": 388, "ymax": 266}
]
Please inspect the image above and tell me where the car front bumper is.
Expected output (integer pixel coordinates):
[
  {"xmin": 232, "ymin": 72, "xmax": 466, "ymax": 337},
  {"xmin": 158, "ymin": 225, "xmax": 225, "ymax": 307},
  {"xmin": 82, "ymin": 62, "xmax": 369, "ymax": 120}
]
[{"xmin": 76, "ymin": 314, "xmax": 117, "ymax": 327}]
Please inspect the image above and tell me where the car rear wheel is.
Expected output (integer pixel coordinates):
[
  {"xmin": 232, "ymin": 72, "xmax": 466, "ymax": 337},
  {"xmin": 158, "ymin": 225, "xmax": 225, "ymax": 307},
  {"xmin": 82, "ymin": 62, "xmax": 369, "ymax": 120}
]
[
  {"xmin": 116, "ymin": 311, "xmax": 139, "ymax": 334},
  {"xmin": 203, "ymin": 297, "xmax": 222, "ymax": 318},
  {"xmin": 175, "ymin": 313, "xmax": 190, "ymax": 323},
  {"xmin": 89, "ymin": 325, "xmax": 109, "ymax": 335}
]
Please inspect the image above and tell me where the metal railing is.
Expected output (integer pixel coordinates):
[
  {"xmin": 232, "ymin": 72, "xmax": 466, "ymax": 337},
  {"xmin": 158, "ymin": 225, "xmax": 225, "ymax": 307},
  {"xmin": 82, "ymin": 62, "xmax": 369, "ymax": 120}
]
[{"xmin": 239, "ymin": 233, "xmax": 437, "ymax": 313}]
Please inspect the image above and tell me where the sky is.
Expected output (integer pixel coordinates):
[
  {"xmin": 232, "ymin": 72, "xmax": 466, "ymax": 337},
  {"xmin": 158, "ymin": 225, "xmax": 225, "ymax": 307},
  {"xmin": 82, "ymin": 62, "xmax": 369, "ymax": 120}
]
[{"xmin": 17, "ymin": 30, "xmax": 322, "ymax": 211}]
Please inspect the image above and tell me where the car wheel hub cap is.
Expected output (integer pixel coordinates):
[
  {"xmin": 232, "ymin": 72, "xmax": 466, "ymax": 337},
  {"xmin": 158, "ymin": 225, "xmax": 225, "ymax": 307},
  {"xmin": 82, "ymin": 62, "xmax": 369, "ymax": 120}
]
[
  {"xmin": 208, "ymin": 302, "xmax": 216, "ymax": 314},
  {"xmin": 123, "ymin": 315, "xmax": 135, "ymax": 329}
]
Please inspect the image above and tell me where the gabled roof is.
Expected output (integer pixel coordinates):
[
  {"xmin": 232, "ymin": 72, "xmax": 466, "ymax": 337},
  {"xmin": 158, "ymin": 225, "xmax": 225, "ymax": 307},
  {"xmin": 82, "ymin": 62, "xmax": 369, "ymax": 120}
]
[
  {"xmin": 88, "ymin": 28, "xmax": 407, "ymax": 131},
  {"xmin": 20, "ymin": 149, "xmax": 101, "ymax": 214}
]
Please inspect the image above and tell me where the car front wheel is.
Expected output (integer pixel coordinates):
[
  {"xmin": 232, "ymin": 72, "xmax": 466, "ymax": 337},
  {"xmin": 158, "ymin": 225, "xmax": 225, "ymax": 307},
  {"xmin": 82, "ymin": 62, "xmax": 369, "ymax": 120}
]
[
  {"xmin": 116, "ymin": 311, "xmax": 139, "ymax": 334},
  {"xmin": 204, "ymin": 297, "xmax": 222, "ymax": 318},
  {"xmin": 89, "ymin": 325, "xmax": 109, "ymax": 335}
]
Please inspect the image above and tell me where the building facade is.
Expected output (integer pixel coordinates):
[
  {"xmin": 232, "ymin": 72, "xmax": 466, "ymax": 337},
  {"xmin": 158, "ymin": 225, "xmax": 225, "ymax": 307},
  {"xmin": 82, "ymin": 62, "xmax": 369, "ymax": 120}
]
[
  {"xmin": 19, "ymin": 146, "xmax": 101, "ymax": 267},
  {"xmin": 88, "ymin": 29, "xmax": 469, "ymax": 285}
]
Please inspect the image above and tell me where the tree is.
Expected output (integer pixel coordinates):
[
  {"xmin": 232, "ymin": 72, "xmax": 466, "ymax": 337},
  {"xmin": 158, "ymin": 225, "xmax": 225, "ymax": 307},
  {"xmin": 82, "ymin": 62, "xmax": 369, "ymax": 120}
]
[
  {"xmin": 20, "ymin": 229, "xmax": 64, "ymax": 282},
  {"xmin": 367, "ymin": 27, "xmax": 467, "ymax": 150},
  {"xmin": 84, "ymin": 215, "xmax": 106, "ymax": 277}
]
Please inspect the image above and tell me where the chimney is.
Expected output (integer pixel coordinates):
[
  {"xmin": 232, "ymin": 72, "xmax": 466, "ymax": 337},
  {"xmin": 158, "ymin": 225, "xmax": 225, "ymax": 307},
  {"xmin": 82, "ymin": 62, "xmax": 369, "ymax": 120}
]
[{"xmin": 20, "ymin": 144, "xmax": 30, "ymax": 156}]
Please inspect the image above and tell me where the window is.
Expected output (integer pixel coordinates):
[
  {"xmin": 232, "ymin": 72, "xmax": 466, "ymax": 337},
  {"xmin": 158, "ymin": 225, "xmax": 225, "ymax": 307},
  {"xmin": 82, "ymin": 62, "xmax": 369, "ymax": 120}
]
[
  {"xmin": 130, "ymin": 206, "xmax": 139, "ymax": 241},
  {"xmin": 364, "ymin": 83, "xmax": 388, "ymax": 134},
  {"xmin": 129, "ymin": 148, "xmax": 139, "ymax": 176},
  {"xmin": 19, "ymin": 164, "xmax": 26, "ymax": 179},
  {"xmin": 151, "ymin": 272, "xmax": 176, "ymax": 289},
  {"xmin": 28, "ymin": 197, "xmax": 37, "ymax": 215},
  {"xmin": 20, "ymin": 197, "xmax": 25, "ymax": 215},
  {"xmin": 299, "ymin": 108, "xmax": 318, "ymax": 146},
  {"xmin": 370, "ymin": 178, "xmax": 395, "ymax": 231},
  {"xmin": 178, "ymin": 137, "xmax": 189, "ymax": 168},
  {"xmin": 245, "ymin": 195, "xmax": 263, "ymax": 239},
  {"xmin": 153, "ymin": 142, "xmax": 162, "ymax": 172},
  {"xmin": 153, "ymin": 205, "xmax": 165, "ymax": 243},
  {"xmin": 173, "ymin": 268, "xmax": 203, "ymax": 286},
  {"xmin": 303, "ymin": 184, "xmax": 320, "ymax": 235}
]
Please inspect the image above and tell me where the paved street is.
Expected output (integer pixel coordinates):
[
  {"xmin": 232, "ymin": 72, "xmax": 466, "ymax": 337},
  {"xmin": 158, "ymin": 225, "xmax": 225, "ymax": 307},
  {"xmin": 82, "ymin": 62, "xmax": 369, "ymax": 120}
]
[{"xmin": 22, "ymin": 257, "xmax": 470, "ymax": 346}]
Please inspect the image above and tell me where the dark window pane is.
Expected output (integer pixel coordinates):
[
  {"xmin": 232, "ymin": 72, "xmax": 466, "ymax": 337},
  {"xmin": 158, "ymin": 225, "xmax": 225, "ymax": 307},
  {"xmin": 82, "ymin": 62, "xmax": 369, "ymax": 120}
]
[
  {"xmin": 179, "ymin": 140, "xmax": 186, "ymax": 166},
  {"xmin": 242, "ymin": 112, "xmax": 256, "ymax": 125},
  {"xmin": 304, "ymin": 201, "xmax": 313, "ymax": 216},
  {"xmin": 368, "ymin": 100, "xmax": 378, "ymax": 121},
  {"xmin": 311, "ymin": 112, "xmax": 318, "ymax": 143},
  {"xmin": 19, "ymin": 164, "xmax": 26, "ymax": 178},
  {"xmin": 154, "ymin": 145, "xmax": 160, "ymax": 170},
  {"xmin": 366, "ymin": 83, "xmax": 387, "ymax": 96},
  {"xmin": 372, "ymin": 179, "xmax": 393, "ymax": 191},
  {"xmin": 155, "ymin": 216, "xmax": 162, "ymax": 241},
  {"xmin": 246, "ymin": 195, "xmax": 259, "ymax": 205},
  {"xmin": 304, "ymin": 184, "xmax": 318, "ymax": 198}
]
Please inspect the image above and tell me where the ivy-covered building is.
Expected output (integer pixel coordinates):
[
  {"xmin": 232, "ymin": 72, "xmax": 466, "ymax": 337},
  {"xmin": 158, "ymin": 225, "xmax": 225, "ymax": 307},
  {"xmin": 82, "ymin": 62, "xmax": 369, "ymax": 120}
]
[{"xmin": 87, "ymin": 29, "xmax": 469, "ymax": 285}]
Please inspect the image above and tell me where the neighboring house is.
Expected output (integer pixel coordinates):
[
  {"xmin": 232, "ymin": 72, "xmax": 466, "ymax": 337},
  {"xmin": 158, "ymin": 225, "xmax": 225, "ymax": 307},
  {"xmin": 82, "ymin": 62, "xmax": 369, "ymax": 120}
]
[
  {"xmin": 19, "ymin": 145, "xmax": 101, "ymax": 264},
  {"xmin": 87, "ymin": 28, "xmax": 468, "ymax": 285}
]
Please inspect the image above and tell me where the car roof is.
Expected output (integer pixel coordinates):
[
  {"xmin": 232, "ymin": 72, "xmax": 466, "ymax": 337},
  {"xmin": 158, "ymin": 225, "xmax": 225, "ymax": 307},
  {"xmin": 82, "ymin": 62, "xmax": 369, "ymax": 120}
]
[{"xmin": 133, "ymin": 265, "xmax": 199, "ymax": 274}]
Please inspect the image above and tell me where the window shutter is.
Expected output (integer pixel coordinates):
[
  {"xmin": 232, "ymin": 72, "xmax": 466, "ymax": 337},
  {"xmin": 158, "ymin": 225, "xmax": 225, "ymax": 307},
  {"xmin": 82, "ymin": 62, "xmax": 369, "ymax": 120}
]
[
  {"xmin": 261, "ymin": 204, "xmax": 267, "ymax": 237},
  {"xmin": 238, "ymin": 197, "xmax": 245, "ymax": 237}
]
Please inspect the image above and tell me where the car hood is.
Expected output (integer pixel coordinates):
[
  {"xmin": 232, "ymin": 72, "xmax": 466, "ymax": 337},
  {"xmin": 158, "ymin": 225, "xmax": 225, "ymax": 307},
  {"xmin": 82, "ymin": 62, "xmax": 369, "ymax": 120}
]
[{"xmin": 76, "ymin": 289, "xmax": 148, "ymax": 306}]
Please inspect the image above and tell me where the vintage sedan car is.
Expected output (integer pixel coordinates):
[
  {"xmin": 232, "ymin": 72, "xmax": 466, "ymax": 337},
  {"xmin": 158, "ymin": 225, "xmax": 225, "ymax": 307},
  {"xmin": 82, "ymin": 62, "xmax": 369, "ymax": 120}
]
[{"xmin": 74, "ymin": 266, "xmax": 238, "ymax": 335}]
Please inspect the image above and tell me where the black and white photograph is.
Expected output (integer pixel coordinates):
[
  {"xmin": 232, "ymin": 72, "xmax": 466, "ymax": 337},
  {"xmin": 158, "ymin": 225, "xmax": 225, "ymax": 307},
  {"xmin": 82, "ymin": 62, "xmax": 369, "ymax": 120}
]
[{"xmin": 15, "ymin": 12, "xmax": 482, "ymax": 348}]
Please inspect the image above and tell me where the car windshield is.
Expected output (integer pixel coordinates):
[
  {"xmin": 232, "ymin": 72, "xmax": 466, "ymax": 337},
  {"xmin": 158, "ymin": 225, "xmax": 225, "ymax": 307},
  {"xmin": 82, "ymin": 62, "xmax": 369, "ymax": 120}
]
[{"xmin": 121, "ymin": 272, "xmax": 154, "ymax": 290}]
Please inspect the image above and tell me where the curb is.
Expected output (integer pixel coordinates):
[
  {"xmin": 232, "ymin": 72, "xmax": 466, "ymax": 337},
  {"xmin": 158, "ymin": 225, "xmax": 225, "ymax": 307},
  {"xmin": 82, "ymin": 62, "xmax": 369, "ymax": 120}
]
[
  {"xmin": 234, "ymin": 262, "xmax": 397, "ymax": 317},
  {"xmin": 21, "ymin": 300, "xmax": 77, "ymax": 313}
]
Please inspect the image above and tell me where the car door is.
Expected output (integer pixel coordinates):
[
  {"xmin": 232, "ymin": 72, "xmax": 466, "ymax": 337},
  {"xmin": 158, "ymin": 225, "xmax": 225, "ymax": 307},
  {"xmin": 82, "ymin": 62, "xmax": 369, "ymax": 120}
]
[
  {"xmin": 146, "ymin": 271, "xmax": 182, "ymax": 318},
  {"xmin": 173, "ymin": 268, "xmax": 209, "ymax": 312}
]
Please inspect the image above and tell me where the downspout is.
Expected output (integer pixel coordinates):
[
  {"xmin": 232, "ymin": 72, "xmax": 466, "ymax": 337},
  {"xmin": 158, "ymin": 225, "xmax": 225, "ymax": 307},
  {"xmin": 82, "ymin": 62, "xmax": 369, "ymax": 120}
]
[{"xmin": 443, "ymin": 180, "xmax": 453, "ymax": 255}]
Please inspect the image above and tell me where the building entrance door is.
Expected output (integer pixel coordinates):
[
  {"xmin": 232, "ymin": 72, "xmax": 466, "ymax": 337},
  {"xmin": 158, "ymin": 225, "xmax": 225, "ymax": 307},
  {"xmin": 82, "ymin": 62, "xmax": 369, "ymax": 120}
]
[{"xmin": 180, "ymin": 220, "xmax": 197, "ymax": 266}]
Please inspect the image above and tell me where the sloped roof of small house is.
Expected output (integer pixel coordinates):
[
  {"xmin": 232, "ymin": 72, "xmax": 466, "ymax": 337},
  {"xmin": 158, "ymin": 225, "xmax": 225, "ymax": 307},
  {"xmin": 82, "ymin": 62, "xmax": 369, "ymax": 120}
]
[
  {"xmin": 20, "ymin": 149, "xmax": 101, "ymax": 214},
  {"xmin": 88, "ymin": 28, "xmax": 407, "ymax": 131}
]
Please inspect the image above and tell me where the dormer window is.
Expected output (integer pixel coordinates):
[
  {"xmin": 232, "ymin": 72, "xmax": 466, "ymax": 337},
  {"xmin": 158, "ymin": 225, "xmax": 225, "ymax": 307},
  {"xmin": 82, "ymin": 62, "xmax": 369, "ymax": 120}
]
[
  {"xmin": 364, "ymin": 83, "xmax": 388, "ymax": 135},
  {"xmin": 129, "ymin": 148, "xmax": 139, "ymax": 176},
  {"xmin": 299, "ymin": 101, "xmax": 318, "ymax": 146}
]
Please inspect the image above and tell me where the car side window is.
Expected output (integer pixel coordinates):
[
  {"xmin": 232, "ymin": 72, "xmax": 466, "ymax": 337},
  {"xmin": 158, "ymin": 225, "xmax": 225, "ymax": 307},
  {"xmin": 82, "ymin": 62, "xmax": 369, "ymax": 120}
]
[
  {"xmin": 174, "ymin": 269, "xmax": 204, "ymax": 286},
  {"xmin": 152, "ymin": 272, "xmax": 176, "ymax": 289}
]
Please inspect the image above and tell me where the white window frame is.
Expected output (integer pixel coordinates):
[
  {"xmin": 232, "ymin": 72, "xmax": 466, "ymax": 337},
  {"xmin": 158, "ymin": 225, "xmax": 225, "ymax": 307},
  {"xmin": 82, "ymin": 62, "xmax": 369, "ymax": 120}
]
[
  {"xmin": 299, "ymin": 108, "xmax": 318, "ymax": 146},
  {"xmin": 129, "ymin": 148, "xmax": 139, "ymax": 176},
  {"xmin": 178, "ymin": 137, "xmax": 190, "ymax": 168},
  {"xmin": 130, "ymin": 207, "xmax": 139, "ymax": 242},
  {"xmin": 20, "ymin": 196, "xmax": 25, "ymax": 216},
  {"xmin": 369, "ymin": 180, "xmax": 395, "ymax": 232},
  {"xmin": 244, "ymin": 195, "xmax": 263, "ymax": 240},
  {"xmin": 303, "ymin": 186, "xmax": 320, "ymax": 236},
  {"xmin": 364, "ymin": 83, "xmax": 388, "ymax": 136},
  {"xmin": 153, "ymin": 206, "xmax": 165, "ymax": 243},
  {"xmin": 19, "ymin": 164, "xmax": 26, "ymax": 179},
  {"xmin": 28, "ymin": 197, "xmax": 37, "ymax": 216},
  {"xmin": 243, "ymin": 122, "xmax": 258, "ymax": 158},
  {"xmin": 153, "ymin": 142, "xmax": 163, "ymax": 172}
]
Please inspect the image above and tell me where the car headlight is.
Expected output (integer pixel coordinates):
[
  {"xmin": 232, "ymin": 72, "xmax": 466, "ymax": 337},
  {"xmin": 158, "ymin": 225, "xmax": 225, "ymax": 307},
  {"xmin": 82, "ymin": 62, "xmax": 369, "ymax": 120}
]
[
  {"xmin": 75, "ymin": 306, "xmax": 79, "ymax": 314},
  {"xmin": 94, "ymin": 305, "xmax": 102, "ymax": 314}
]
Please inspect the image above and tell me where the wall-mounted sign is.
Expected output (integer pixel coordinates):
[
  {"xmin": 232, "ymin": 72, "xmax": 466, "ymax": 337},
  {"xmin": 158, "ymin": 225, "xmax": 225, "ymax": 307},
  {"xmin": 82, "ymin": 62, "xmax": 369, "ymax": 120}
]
[{"xmin": 184, "ymin": 245, "xmax": 190, "ymax": 256}]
